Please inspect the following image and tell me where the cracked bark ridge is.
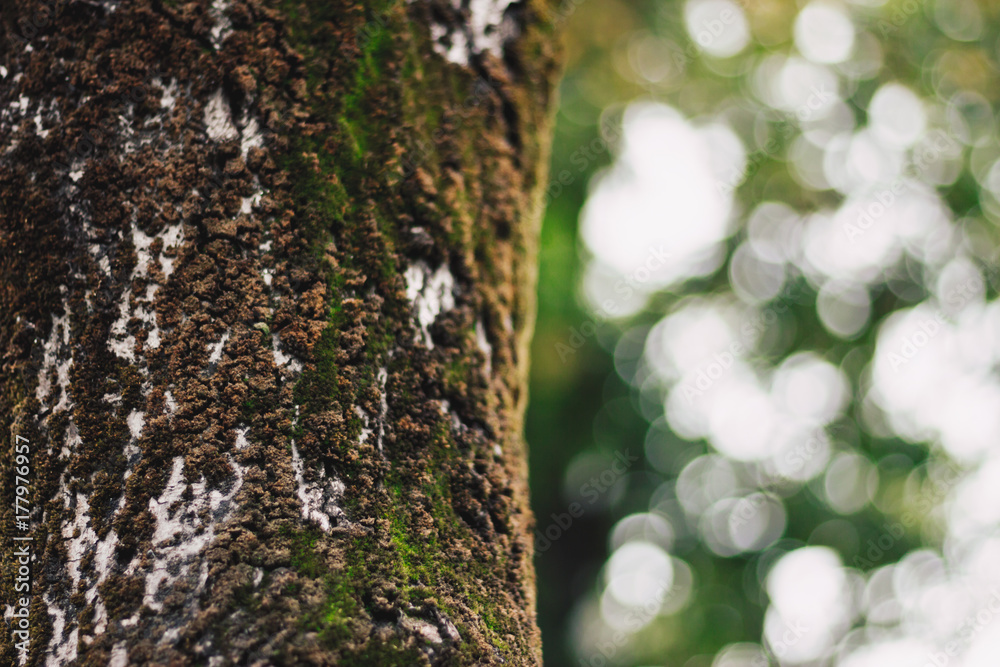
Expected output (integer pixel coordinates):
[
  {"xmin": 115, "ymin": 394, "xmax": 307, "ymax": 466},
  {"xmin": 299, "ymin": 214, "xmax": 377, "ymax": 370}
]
[{"xmin": 0, "ymin": 0, "xmax": 560, "ymax": 664}]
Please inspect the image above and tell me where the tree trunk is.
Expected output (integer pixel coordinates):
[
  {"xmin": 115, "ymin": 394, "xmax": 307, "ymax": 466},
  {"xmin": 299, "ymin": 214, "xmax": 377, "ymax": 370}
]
[{"xmin": 0, "ymin": 0, "xmax": 559, "ymax": 664}]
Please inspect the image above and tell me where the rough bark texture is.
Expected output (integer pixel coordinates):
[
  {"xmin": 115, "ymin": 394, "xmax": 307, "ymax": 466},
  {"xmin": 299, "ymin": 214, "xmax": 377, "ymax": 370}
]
[{"xmin": 0, "ymin": 0, "xmax": 559, "ymax": 664}]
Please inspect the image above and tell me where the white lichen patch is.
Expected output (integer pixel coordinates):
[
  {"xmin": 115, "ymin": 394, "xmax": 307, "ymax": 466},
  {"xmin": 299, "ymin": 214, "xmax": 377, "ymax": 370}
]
[
  {"xmin": 46, "ymin": 491, "xmax": 121, "ymax": 658},
  {"xmin": 404, "ymin": 261, "xmax": 456, "ymax": 348},
  {"xmin": 475, "ymin": 318, "xmax": 492, "ymax": 374},
  {"xmin": 402, "ymin": 616, "xmax": 443, "ymax": 644},
  {"xmin": 241, "ymin": 190, "xmax": 264, "ymax": 215},
  {"xmin": 44, "ymin": 591, "xmax": 76, "ymax": 666},
  {"xmin": 290, "ymin": 415, "xmax": 348, "ymax": 532},
  {"xmin": 239, "ymin": 113, "xmax": 264, "ymax": 159},
  {"xmin": 108, "ymin": 288, "xmax": 136, "ymax": 363},
  {"xmin": 235, "ymin": 426, "xmax": 249, "ymax": 450},
  {"xmin": 204, "ymin": 89, "xmax": 264, "ymax": 159},
  {"xmin": 160, "ymin": 254, "xmax": 177, "ymax": 279},
  {"xmin": 127, "ymin": 410, "xmax": 145, "ymax": 440},
  {"xmin": 158, "ymin": 224, "xmax": 184, "ymax": 278},
  {"xmin": 438, "ymin": 397, "xmax": 477, "ymax": 440},
  {"xmin": 209, "ymin": 0, "xmax": 233, "ymax": 50},
  {"xmin": 120, "ymin": 405, "xmax": 147, "ymax": 480},
  {"xmin": 164, "ymin": 390, "xmax": 177, "ymax": 415},
  {"xmin": 94, "ymin": 524, "xmax": 120, "ymax": 586},
  {"xmin": 439, "ymin": 615, "xmax": 461, "ymax": 642},
  {"xmin": 469, "ymin": 0, "xmax": 519, "ymax": 58},
  {"xmin": 160, "ymin": 627, "xmax": 181, "ymax": 646},
  {"xmin": 204, "ymin": 89, "xmax": 239, "ymax": 142},
  {"xmin": 132, "ymin": 227, "xmax": 154, "ymax": 277},
  {"xmin": 142, "ymin": 307, "xmax": 161, "ymax": 348},
  {"xmin": 207, "ymin": 330, "xmax": 230, "ymax": 365},
  {"xmin": 34, "ymin": 108, "xmax": 49, "ymax": 139},
  {"xmin": 36, "ymin": 297, "xmax": 73, "ymax": 413},
  {"xmin": 138, "ymin": 453, "xmax": 244, "ymax": 610},
  {"xmin": 156, "ymin": 77, "xmax": 178, "ymax": 111},
  {"xmin": 115, "ymin": 103, "xmax": 140, "ymax": 155},
  {"xmin": 400, "ymin": 611, "xmax": 461, "ymax": 645},
  {"xmin": 132, "ymin": 220, "xmax": 184, "ymax": 280},
  {"xmin": 63, "ymin": 494, "xmax": 95, "ymax": 588},
  {"xmin": 356, "ymin": 405, "xmax": 373, "ymax": 445},
  {"xmin": 271, "ymin": 333, "xmax": 303, "ymax": 374},
  {"xmin": 107, "ymin": 221, "xmax": 183, "ymax": 362},
  {"xmin": 375, "ymin": 367, "xmax": 389, "ymax": 453},
  {"xmin": 109, "ymin": 642, "xmax": 129, "ymax": 667},
  {"xmin": 50, "ymin": 350, "xmax": 72, "ymax": 414},
  {"xmin": 59, "ymin": 422, "xmax": 82, "ymax": 461},
  {"xmin": 147, "ymin": 458, "xmax": 185, "ymax": 546},
  {"xmin": 1, "ymin": 93, "xmax": 30, "ymax": 131},
  {"xmin": 90, "ymin": 599, "xmax": 107, "ymax": 639},
  {"xmin": 429, "ymin": 0, "xmax": 519, "ymax": 66},
  {"xmin": 431, "ymin": 23, "xmax": 471, "ymax": 65}
]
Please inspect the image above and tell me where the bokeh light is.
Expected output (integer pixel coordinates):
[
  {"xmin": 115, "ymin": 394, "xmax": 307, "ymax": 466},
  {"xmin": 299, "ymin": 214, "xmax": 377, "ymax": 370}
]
[{"xmin": 527, "ymin": 1, "xmax": 1000, "ymax": 665}]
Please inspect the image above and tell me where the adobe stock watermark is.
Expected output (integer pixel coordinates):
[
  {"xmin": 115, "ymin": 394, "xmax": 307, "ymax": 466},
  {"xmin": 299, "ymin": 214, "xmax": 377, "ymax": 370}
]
[
  {"xmin": 554, "ymin": 245, "xmax": 672, "ymax": 363},
  {"xmin": 885, "ymin": 314, "xmax": 947, "ymax": 373},
  {"xmin": 679, "ymin": 285, "xmax": 801, "ymax": 404},
  {"xmin": 717, "ymin": 121, "xmax": 795, "ymax": 197},
  {"xmin": 578, "ymin": 577, "xmax": 688, "ymax": 667},
  {"xmin": 852, "ymin": 459, "xmax": 963, "ymax": 569},
  {"xmin": 843, "ymin": 129, "xmax": 961, "ymax": 244},
  {"xmin": 7, "ymin": 434, "xmax": 33, "ymax": 662},
  {"xmin": 667, "ymin": 0, "xmax": 764, "ymax": 73},
  {"xmin": 761, "ymin": 616, "xmax": 810, "ymax": 666},
  {"xmin": 887, "ymin": 268, "xmax": 992, "ymax": 372},
  {"xmin": 721, "ymin": 80, "xmax": 837, "ymax": 196},
  {"xmin": 874, "ymin": 0, "xmax": 922, "ymax": 37},
  {"xmin": 678, "ymin": 343, "xmax": 744, "ymax": 405},
  {"xmin": 791, "ymin": 82, "xmax": 836, "ymax": 122},
  {"xmin": 534, "ymin": 449, "xmax": 639, "ymax": 553},
  {"xmin": 671, "ymin": 4, "xmax": 743, "ymax": 68},
  {"xmin": 351, "ymin": 4, "xmax": 396, "ymax": 51},
  {"xmin": 8, "ymin": 0, "xmax": 56, "ymax": 47},
  {"xmin": 544, "ymin": 119, "xmax": 624, "ymax": 205},
  {"xmin": 679, "ymin": 428, "xmax": 848, "ymax": 550},
  {"xmin": 728, "ymin": 428, "xmax": 832, "ymax": 531},
  {"xmin": 924, "ymin": 589, "xmax": 1000, "ymax": 667}
]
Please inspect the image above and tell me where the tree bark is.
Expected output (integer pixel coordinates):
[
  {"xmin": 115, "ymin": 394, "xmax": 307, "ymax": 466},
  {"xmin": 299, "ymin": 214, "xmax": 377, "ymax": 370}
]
[{"xmin": 0, "ymin": 0, "xmax": 559, "ymax": 664}]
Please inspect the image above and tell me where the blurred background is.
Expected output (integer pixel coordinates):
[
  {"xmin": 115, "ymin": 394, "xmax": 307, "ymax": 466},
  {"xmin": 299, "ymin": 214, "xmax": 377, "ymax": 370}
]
[{"xmin": 525, "ymin": 0, "xmax": 1000, "ymax": 665}]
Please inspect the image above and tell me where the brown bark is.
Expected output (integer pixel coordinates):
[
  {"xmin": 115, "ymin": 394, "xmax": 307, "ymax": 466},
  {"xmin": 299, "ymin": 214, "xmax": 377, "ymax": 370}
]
[{"xmin": 0, "ymin": 0, "xmax": 560, "ymax": 664}]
